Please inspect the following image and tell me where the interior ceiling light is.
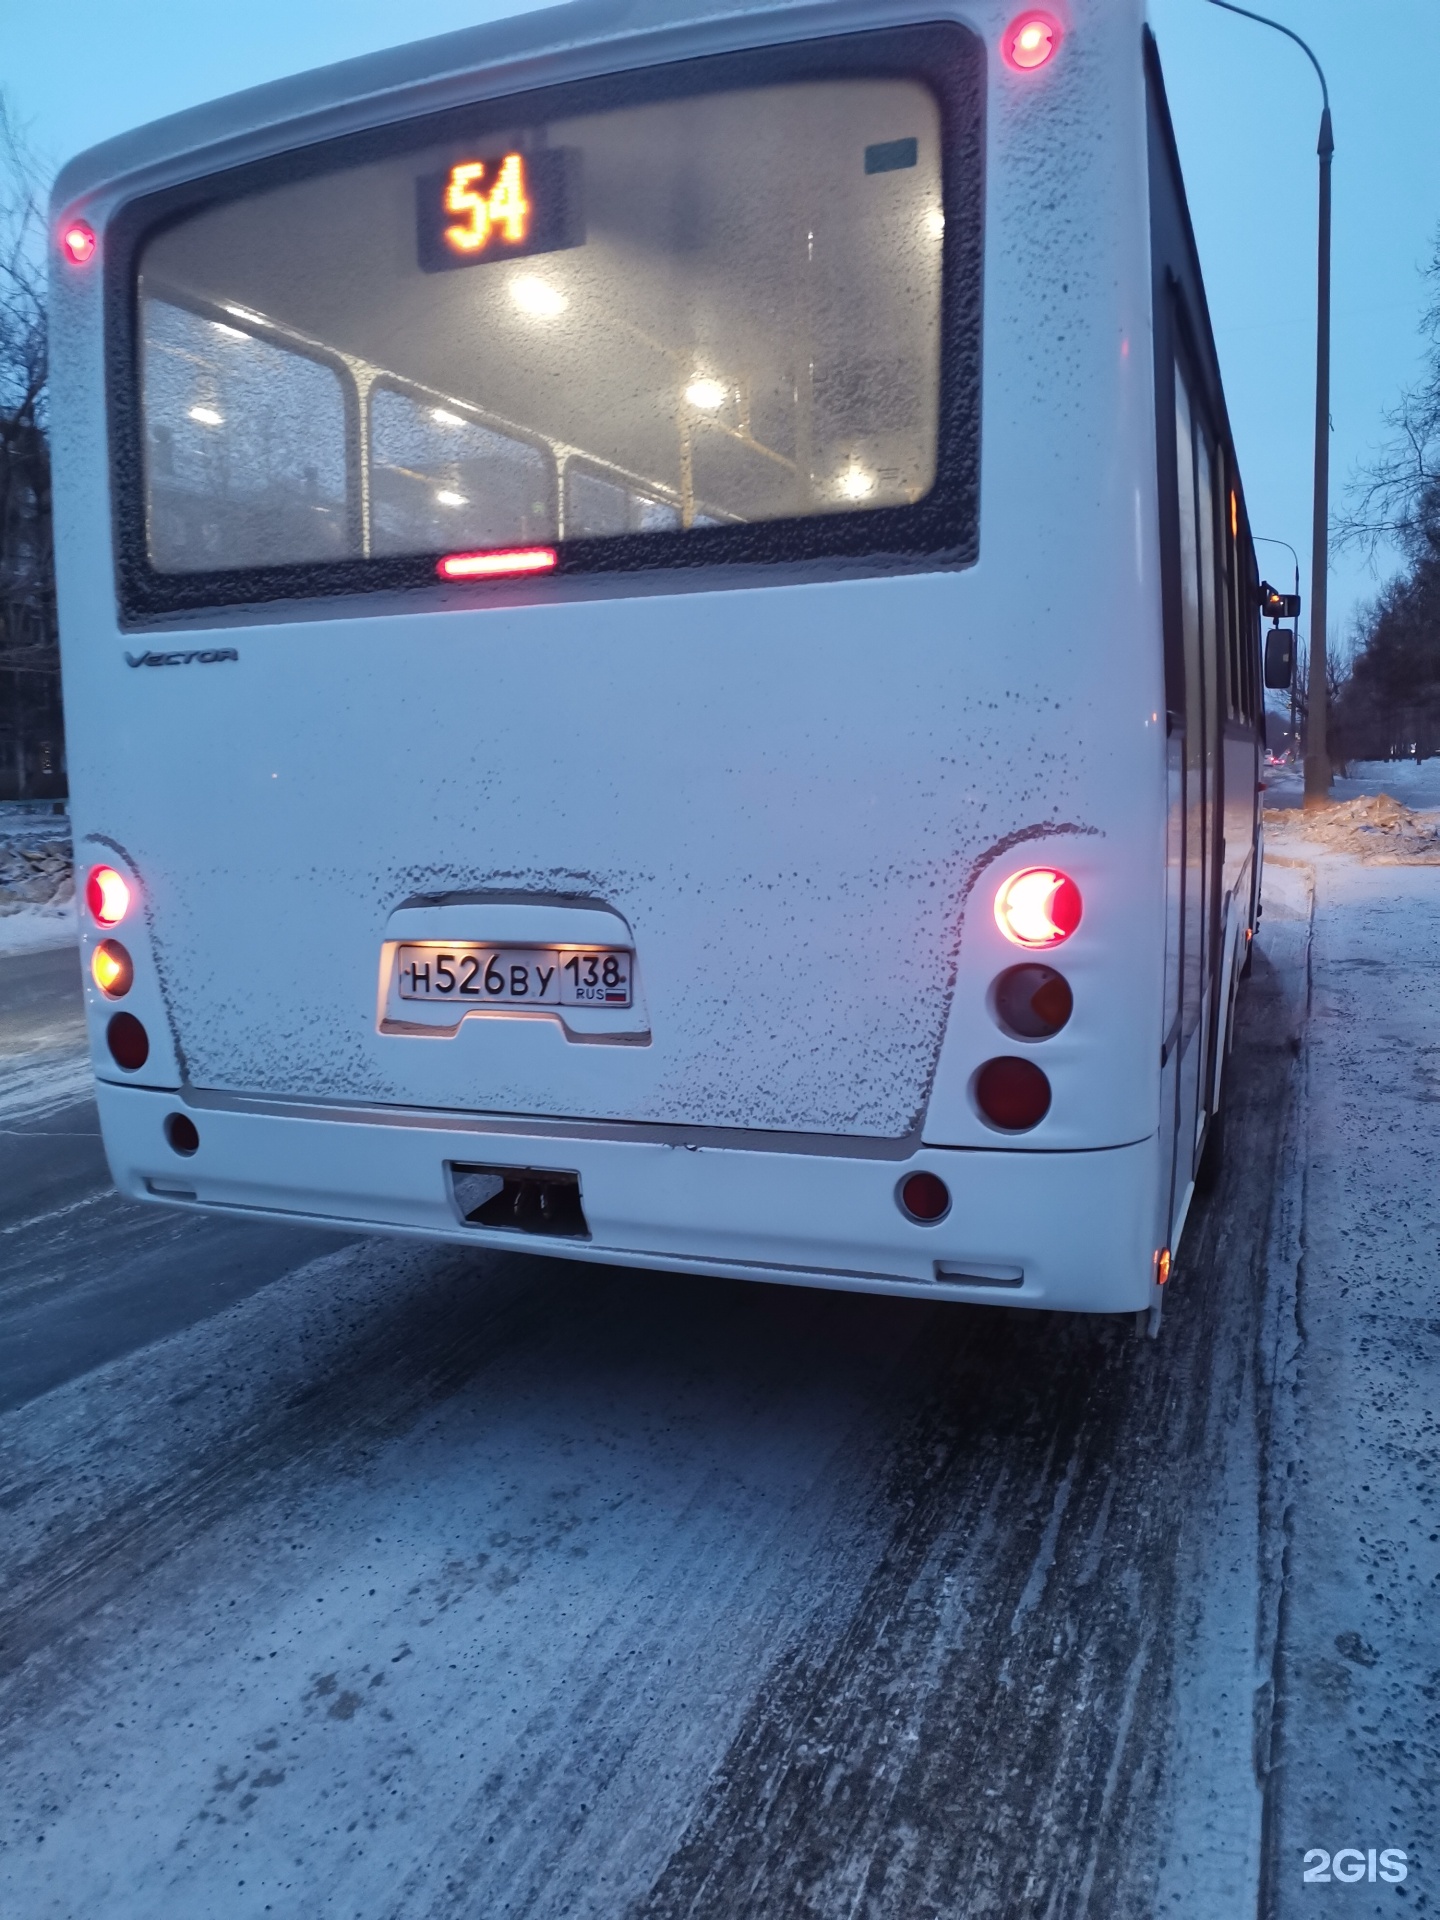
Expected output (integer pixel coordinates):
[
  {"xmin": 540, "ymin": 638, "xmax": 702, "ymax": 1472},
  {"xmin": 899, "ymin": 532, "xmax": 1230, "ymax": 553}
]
[
  {"xmin": 188, "ymin": 406, "xmax": 224, "ymax": 426},
  {"xmin": 838, "ymin": 467, "xmax": 876, "ymax": 500},
  {"xmin": 510, "ymin": 276, "xmax": 567, "ymax": 317},
  {"xmin": 435, "ymin": 489, "xmax": 468, "ymax": 508},
  {"xmin": 1003, "ymin": 12, "xmax": 1060, "ymax": 71}
]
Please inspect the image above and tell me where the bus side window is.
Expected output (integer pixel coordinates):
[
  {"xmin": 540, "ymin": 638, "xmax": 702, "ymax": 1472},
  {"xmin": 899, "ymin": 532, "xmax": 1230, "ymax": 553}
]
[
  {"xmin": 141, "ymin": 298, "xmax": 351, "ymax": 573},
  {"xmin": 369, "ymin": 385, "xmax": 556, "ymax": 556},
  {"xmin": 565, "ymin": 465, "xmax": 683, "ymax": 537}
]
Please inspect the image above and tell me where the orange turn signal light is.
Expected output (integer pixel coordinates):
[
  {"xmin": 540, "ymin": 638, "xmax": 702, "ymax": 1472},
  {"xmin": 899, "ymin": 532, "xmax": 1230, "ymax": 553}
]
[{"xmin": 91, "ymin": 940, "xmax": 133, "ymax": 998}]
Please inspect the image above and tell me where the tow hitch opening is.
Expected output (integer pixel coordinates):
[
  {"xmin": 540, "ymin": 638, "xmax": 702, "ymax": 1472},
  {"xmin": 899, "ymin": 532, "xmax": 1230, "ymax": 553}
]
[{"xmin": 449, "ymin": 1163, "xmax": 590, "ymax": 1239}]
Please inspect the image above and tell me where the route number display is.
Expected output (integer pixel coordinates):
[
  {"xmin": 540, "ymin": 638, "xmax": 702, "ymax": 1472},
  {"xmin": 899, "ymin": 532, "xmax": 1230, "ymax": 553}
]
[{"xmin": 416, "ymin": 148, "xmax": 584, "ymax": 272}]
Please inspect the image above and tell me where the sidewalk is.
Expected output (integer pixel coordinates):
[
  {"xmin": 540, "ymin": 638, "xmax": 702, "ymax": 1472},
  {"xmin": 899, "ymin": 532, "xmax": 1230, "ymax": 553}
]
[
  {"xmin": 1262, "ymin": 807, "xmax": 1440, "ymax": 1913},
  {"xmin": 1264, "ymin": 754, "xmax": 1440, "ymax": 814}
]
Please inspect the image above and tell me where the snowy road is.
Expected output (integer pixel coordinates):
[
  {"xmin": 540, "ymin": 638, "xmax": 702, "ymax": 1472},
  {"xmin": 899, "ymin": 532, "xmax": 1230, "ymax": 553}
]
[{"xmin": 0, "ymin": 850, "xmax": 1431, "ymax": 1918}]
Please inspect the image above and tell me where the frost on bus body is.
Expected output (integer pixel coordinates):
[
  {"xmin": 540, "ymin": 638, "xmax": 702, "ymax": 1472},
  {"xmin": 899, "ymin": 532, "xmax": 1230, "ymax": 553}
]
[{"xmin": 48, "ymin": 0, "xmax": 1260, "ymax": 1316}]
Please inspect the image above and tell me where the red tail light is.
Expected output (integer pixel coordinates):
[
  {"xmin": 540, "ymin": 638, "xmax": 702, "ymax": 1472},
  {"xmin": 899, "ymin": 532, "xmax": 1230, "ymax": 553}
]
[
  {"xmin": 1003, "ymin": 12, "xmax": 1060, "ymax": 71},
  {"xmin": 994, "ymin": 867, "xmax": 1081, "ymax": 949},
  {"xmin": 437, "ymin": 547, "xmax": 557, "ymax": 581},
  {"xmin": 86, "ymin": 865, "xmax": 133, "ymax": 927},
  {"xmin": 106, "ymin": 1012, "xmax": 150, "ymax": 1072},
  {"xmin": 975, "ymin": 1057, "xmax": 1052, "ymax": 1131},
  {"xmin": 898, "ymin": 1171, "xmax": 951, "ymax": 1223},
  {"xmin": 61, "ymin": 220, "xmax": 97, "ymax": 265}
]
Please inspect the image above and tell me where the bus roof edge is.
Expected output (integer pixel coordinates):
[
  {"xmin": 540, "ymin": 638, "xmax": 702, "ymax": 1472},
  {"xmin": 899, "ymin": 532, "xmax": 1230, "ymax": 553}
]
[{"xmin": 50, "ymin": 0, "xmax": 925, "ymax": 212}]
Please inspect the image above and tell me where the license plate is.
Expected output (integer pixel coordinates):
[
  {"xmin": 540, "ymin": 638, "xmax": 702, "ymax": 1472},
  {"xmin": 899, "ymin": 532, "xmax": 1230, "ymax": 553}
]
[{"xmin": 395, "ymin": 944, "xmax": 632, "ymax": 1008}]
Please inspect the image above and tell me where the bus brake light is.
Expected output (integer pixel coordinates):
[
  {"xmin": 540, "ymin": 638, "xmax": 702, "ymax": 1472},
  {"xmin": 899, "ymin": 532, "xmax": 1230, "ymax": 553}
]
[
  {"xmin": 86, "ymin": 865, "xmax": 133, "ymax": 927},
  {"xmin": 437, "ymin": 547, "xmax": 557, "ymax": 581},
  {"xmin": 1003, "ymin": 13, "xmax": 1060, "ymax": 71},
  {"xmin": 994, "ymin": 867, "xmax": 1082, "ymax": 948}
]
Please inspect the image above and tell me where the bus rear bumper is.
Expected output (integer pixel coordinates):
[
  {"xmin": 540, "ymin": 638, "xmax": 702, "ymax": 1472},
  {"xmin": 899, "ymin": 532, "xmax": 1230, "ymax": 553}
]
[{"xmin": 94, "ymin": 1083, "xmax": 1164, "ymax": 1315}]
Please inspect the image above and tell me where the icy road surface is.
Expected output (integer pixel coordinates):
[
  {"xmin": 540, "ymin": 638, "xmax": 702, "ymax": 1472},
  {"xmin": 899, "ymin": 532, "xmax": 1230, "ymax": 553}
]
[{"xmin": 0, "ymin": 847, "xmax": 1432, "ymax": 1919}]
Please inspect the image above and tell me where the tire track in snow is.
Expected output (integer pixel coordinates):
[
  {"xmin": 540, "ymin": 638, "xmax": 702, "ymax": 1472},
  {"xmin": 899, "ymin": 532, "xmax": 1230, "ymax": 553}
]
[
  {"xmin": 630, "ymin": 916, "xmax": 1308, "ymax": 1920},
  {"xmin": 0, "ymin": 916, "xmax": 1309, "ymax": 1919}
]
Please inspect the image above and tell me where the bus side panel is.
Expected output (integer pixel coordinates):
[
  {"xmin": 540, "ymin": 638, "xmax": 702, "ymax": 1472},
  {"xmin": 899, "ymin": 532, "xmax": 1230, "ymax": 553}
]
[{"xmin": 924, "ymin": 0, "xmax": 1165, "ymax": 1153}]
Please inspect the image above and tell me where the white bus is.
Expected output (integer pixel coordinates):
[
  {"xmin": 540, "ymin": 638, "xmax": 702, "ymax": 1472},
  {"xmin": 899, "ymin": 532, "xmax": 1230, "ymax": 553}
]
[{"xmin": 50, "ymin": 0, "xmax": 1263, "ymax": 1317}]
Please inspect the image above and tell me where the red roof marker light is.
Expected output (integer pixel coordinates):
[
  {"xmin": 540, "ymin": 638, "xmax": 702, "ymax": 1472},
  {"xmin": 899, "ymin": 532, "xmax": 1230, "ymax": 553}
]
[
  {"xmin": 1003, "ymin": 12, "xmax": 1061, "ymax": 71},
  {"xmin": 61, "ymin": 220, "xmax": 97, "ymax": 265},
  {"xmin": 437, "ymin": 546, "xmax": 557, "ymax": 581}
]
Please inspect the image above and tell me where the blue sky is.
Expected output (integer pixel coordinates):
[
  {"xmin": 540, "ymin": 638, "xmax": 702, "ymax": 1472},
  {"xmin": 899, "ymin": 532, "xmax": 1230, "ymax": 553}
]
[{"xmin": 7, "ymin": 0, "xmax": 1438, "ymax": 651}]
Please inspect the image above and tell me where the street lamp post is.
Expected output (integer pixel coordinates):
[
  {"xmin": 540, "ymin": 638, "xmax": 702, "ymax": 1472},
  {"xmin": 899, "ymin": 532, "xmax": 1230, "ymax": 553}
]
[{"xmin": 1203, "ymin": 0, "xmax": 1332, "ymax": 806}]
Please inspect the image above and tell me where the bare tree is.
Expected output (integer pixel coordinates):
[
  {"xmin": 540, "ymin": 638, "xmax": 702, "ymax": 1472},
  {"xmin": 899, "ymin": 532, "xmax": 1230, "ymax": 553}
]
[
  {"xmin": 1336, "ymin": 228, "xmax": 1440, "ymax": 567},
  {"xmin": 1328, "ymin": 226, "xmax": 1440, "ymax": 768},
  {"xmin": 0, "ymin": 97, "xmax": 64, "ymax": 798}
]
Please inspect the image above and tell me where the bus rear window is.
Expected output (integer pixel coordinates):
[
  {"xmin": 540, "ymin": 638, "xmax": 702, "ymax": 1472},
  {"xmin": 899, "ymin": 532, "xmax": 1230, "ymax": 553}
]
[{"xmin": 121, "ymin": 30, "xmax": 980, "ymax": 609}]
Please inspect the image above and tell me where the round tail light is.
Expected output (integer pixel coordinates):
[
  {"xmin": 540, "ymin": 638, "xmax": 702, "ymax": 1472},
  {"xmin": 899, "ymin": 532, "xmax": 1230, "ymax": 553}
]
[
  {"xmin": 975, "ymin": 1057, "xmax": 1052, "ymax": 1131},
  {"xmin": 165, "ymin": 1113, "xmax": 200, "ymax": 1156},
  {"xmin": 995, "ymin": 868, "xmax": 1082, "ymax": 949},
  {"xmin": 106, "ymin": 1012, "xmax": 150, "ymax": 1072},
  {"xmin": 86, "ymin": 865, "xmax": 133, "ymax": 927},
  {"xmin": 90, "ymin": 940, "xmax": 134, "ymax": 998},
  {"xmin": 993, "ymin": 964, "xmax": 1072, "ymax": 1039},
  {"xmin": 898, "ymin": 1170, "xmax": 951, "ymax": 1223}
]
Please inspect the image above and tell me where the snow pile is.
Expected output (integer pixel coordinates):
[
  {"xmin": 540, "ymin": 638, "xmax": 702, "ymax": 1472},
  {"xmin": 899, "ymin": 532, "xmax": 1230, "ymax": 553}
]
[
  {"xmin": 1265, "ymin": 791, "xmax": 1440, "ymax": 863},
  {"xmin": 0, "ymin": 815, "xmax": 76, "ymax": 952}
]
